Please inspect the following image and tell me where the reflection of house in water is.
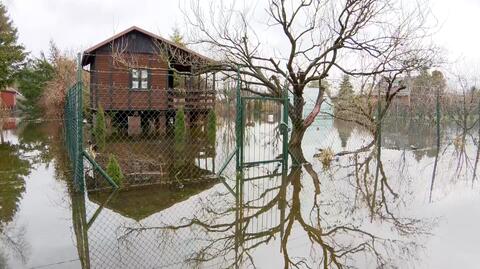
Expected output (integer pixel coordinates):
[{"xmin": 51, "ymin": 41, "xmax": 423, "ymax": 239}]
[
  {"xmin": 370, "ymin": 77, "xmax": 412, "ymax": 108},
  {"xmin": 88, "ymin": 182, "xmax": 219, "ymax": 222},
  {"xmin": 72, "ymin": 180, "xmax": 220, "ymax": 269},
  {"xmin": 1, "ymin": 117, "xmax": 18, "ymax": 130},
  {"xmin": 381, "ymin": 120, "xmax": 437, "ymax": 160},
  {"xmin": 72, "ymin": 163, "xmax": 283, "ymax": 269}
]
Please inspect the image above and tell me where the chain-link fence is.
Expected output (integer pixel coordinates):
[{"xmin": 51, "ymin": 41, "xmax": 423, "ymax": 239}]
[
  {"xmin": 63, "ymin": 55, "xmax": 246, "ymax": 193},
  {"xmin": 62, "ymin": 56, "xmax": 480, "ymax": 268},
  {"xmin": 64, "ymin": 81, "xmax": 84, "ymax": 191},
  {"xmin": 84, "ymin": 70, "xmax": 241, "ymax": 191},
  {"xmin": 310, "ymin": 87, "xmax": 480, "ymax": 205}
]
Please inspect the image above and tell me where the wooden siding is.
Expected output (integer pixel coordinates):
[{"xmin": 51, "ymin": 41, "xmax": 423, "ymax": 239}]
[
  {"xmin": 0, "ymin": 91, "xmax": 16, "ymax": 110},
  {"xmin": 91, "ymin": 53, "xmax": 169, "ymax": 111}
]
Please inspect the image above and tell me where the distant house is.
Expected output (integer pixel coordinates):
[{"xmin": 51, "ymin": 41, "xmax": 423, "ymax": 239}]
[
  {"xmin": 370, "ymin": 77, "xmax": 412, "ymax": 107},
  {"xmin": 0, "ymin": 87, "xmax": 23, "ymax": 112},
  {"xmin": 81, "ymin": 26, "xmax": 216, "ymax": 132}
]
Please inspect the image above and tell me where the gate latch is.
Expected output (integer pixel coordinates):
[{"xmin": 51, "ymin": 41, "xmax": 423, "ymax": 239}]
[{"xmin": 279, "ymin": 122, "xmax": 290, "ymax": 134}]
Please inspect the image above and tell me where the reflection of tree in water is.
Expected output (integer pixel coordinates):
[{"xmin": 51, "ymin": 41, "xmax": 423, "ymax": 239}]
[
  {"xmin": 119, "ymin": 148, "xmax": 431, "ymax": 268},
  {"xmin": 20, "ymin": 121, "xmax": 71, "ymax": 182},
  {"xmin": 0, "ymin": 121, "xmax": 68, "ymax": 267},
  {"xmin": 0, "ymin": 142, "xmax": 29, "ymax": 225},
  {"xmin": 0, "ymin": 221, "xmax": 29, "ymax": 265},
  {"xmin": 333, "ymin": 119, "xmax": 353, "ymax": 148},
  {"xmin": 0, "ymin": 139, "xmax": 30, "ymax": 265},
  {"xmin": 0, "ymin": 132, "xmax": 30, "ymax": 267},
  {"xmin": 0, "ymin": 249, "xmax": 6, "ymax": 269},
  {"xmin": 16, "ymin": 122, "xmax": 54, "ymax": 163},
  {"xmin": 380, "ymin": 119, "xmax": 437, "ymax": 161}
]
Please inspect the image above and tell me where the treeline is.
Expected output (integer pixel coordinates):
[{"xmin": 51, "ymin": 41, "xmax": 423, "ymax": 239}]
[
  {"xmin": 17, "ymin": 44, "xmax": 77, "ymax": 119},
  {"xmin": 332, "ymin": 70, "xmax": 480, "ymax": 123},
  {"xmin": 0, "ymin": 3, "xmax": 77, "ymax": 119}
]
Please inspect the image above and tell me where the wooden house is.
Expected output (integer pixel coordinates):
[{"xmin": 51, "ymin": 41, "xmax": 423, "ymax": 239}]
[
  {"xmin": 81, "ymin": 26, "xmax": 216, "ymax": 133},
  {"xmin": 0, "ymin": 87, "xmax": 20, "ymax": 112},
  {"xmin": 370, "ymin": 77, "xmax": 412, "ymax": 107}
]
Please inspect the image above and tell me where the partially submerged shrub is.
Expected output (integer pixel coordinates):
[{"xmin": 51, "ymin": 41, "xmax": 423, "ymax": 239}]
[
  {"xmin": 106, "ymin": 154, "xmax": 123, "ymax": 186},
  {"xmin": 453, "ymin": 135, "xmax": 465, "ymax": 151},
  {"xmin": 94, "ymin": 105, "xmax": 106, "ymax": 151},
  {"xmin": 174, "ymin": 108, "xmax": 187, "ymax": 152},
  {"xmin": 207, "ymin": 109, "xmax": 216, "ymax": 144},
  {"xmin": 317, "ymin": 147, "xmax": 334, "ymax": 169}
]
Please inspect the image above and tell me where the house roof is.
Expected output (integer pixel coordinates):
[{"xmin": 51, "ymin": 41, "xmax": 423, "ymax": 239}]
[
  {"xmin": 1, "ymin": 87, "xmax": 22, "ymax": 96},
  {"xmin": 81, "ymin": 26, "xmax": 213, "ymax": 66},
  {"xmin": 371, "ymin": 76, "xmax": 412, "ymax": 97}
]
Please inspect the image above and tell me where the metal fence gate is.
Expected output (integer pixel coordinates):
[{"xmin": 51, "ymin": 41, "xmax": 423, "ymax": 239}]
[
  {"xmin": 237, "ymin": 94, "xmax": 289, "ymax": 176},
  {"xmin": 216, "ymin": 70, "xmax": 290, "ymax": 197},
  {"xmin": 65, "ymin": 57, "xmax": 290, "ymax": 193}
]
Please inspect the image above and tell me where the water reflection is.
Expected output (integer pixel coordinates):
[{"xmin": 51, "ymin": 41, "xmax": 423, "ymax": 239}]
[
  {"xmin": 88, "ymin": 183, "xmax": 219, "ymax": 222},
  {"xmin": 69, "ymin": 115, "xmax": 445, "ymax": 268},
  {"xmin": 0, "ymin": 142, "xmax": 29, "ymax": 224},
  {"xmin": 0, "ymin": 113, "xmax": 478, "ymax": 268},
  {"xmin": 0, "ymin": 120, "xmax": 73, "ymax": 268},
  {"xmin": 333, "ymin": 119, "xmax": 353, "ymax": 148}
]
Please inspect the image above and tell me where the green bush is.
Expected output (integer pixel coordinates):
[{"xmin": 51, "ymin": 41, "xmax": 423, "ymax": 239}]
[
  {"xmin": 207, "ymin": 109, "xmax": 216, "ymax": 144},
  {"xmin": 174, "ymin": 108, "xmax": 187, "ymax": 152},
  {"xmin": 106, "ymin": 154, "xmax": 123, "ymax": 186},
  {"xmin": 94, "ymin": 105, "xmax": 106, "ymax": 151}
]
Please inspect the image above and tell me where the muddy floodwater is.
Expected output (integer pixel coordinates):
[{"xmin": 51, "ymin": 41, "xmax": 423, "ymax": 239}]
[{"xmin": 1, "ymin": 111, "xmax": 479, "ymax": 268}]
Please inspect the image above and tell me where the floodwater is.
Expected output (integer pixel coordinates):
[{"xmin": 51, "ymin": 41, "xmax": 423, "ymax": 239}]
[{"xmin": 1, "ymin": 108, "xmax": 480, "ymax": 268}]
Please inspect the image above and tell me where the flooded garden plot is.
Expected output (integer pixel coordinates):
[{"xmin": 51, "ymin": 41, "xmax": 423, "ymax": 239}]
[
  {"xmin": 4, "ymin": 0, "xmax": 480, "ymax": 267},
  {"xmin": 2, "ymin": 94, "xmax": 480, "ymax": 268}
]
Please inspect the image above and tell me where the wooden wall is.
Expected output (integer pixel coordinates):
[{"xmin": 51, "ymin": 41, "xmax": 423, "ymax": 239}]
[{"xmin": 90, "ymin": 52, "xmax": 169, "ymax": 111}]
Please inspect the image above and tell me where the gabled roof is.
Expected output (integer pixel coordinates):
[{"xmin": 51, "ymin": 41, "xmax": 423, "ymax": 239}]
[
  {"xmin": 1, "ymin": 87, "xmax": 21, "ymax": 95},
  {"xmin": 81, "ymin": 26, "xmax": 213, "ymax": 66}
]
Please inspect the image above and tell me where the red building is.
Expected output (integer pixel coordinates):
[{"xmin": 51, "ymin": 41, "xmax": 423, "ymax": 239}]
[{"xmin": 0, "ymin": 88, "xmax": 19, "ymax": 111}]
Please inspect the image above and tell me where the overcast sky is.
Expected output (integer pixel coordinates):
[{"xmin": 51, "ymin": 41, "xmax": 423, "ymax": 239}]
[{"xmin": 3, "ymin": 0, "xmax": 480, "ymax": 71}]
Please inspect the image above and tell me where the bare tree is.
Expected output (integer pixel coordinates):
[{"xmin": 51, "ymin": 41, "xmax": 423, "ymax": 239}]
[
  {"xmin": 121, "ymin": 163, "xmax": 430, "ymax": 269},
  {"xmin": 181, "ymin": 0, "xmax": 438, "ymax": 149},
  {"xmin": 444, "ymin": 75, "xmax": 480, "ymax": 184}
]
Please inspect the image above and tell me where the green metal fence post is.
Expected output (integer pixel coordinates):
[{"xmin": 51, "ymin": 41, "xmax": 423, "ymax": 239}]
[
  {"xmin": 371, "ymin": 84, "xmax": 382, "ymax": 219},
  {"xmin": 282, "ymin": 82, "xmax": 289, "ymax": 172},
  {"xmin": 279, "ymin": 81, "xmax": 289, "ymax": 244},
  {"xmin": 429, "ymin": 86, "xmax": 441, "ymax": 201},
  {"xmin": 235, "ymin": 66, "xmax": 242, "ymax": 171},
  {"xmin": 77, "ymin": 53, "xmax": 85, "ymax": 192}
]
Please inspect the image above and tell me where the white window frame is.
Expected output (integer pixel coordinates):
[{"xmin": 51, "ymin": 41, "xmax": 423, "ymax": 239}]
[{"xmin": 130, "ymin": 68, "xmax": 150, "ymax": 91}]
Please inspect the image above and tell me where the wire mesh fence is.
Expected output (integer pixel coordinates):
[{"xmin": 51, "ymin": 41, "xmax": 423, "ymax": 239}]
[
  {"xmin": 63, "ymin": 61, "xmax": 245, "ymax": 192},
  {"xmin": 58, "ymin": 50, "xmax": 480, "ymax": 268},
  {"xmin": 62, "ymin": 80, "xmax": 480, "ymax": 268},
  {"xmin": 306, "ymin": 87, "xmax": 480, "ymax": 203},
  {"xmin": 86, "ymin": 71, "xmax": 213, "ymax": 188},
  {"xmin": 64, "ymin": 81, "xmax": 84, "ymax": 191}
]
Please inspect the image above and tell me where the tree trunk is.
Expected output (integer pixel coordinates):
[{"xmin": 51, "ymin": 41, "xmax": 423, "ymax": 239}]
[
  {"xmin": 288, "ymin": 92, "xmax": 307, "ymax": 150},
  {"xmin": 289, "ymin": 123, "xmax": 306, "ymax": 149}
]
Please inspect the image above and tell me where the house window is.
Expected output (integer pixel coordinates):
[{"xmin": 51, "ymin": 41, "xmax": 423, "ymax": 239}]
[{"xmin": 130, "ymin": 68, "xmax": 150, "ymax": 90}]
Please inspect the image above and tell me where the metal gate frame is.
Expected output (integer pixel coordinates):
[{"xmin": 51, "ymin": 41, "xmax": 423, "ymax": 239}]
[{"xmin": 216, "ymin": 68, "xmax": 290, "ymax": 196}]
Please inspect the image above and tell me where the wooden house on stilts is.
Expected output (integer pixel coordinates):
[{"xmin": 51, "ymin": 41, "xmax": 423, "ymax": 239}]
[{"xmin": 81, "ymin": 26, "xmax": 216, "ymax": 134}]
